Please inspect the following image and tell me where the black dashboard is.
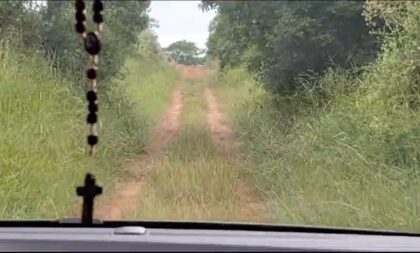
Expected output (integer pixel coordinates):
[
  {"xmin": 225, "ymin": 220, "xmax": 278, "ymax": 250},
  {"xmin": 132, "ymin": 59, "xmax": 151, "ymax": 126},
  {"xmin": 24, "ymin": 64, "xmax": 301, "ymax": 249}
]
[{"xmin": 0, "ymin": 220, "xmax": 419, "ymax": 251}]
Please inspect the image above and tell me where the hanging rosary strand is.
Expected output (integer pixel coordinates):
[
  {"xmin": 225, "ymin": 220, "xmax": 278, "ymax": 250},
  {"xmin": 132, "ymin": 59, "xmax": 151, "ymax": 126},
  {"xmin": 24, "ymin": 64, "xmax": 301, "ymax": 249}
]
[{"xmin": 75, "ymin": 0, "xmax": 104, "ymax": 155}]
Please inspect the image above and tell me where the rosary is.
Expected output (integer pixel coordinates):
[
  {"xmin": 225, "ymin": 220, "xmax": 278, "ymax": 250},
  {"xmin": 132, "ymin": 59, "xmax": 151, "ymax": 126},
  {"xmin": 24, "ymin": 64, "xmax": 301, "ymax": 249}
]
[
  {"xmin": 74, "ymin": 0, "xmax": 104, "ymax": 155},
  {"xmin": 74, "ymin": 0, "xmax": 104, "ymax": 224}
]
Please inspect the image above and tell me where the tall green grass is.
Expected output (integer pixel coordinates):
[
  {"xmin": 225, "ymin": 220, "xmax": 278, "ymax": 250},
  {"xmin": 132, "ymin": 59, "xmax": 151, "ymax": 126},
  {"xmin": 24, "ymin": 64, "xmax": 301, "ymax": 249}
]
[
  {"xmin": 121, "ymin": 56, "xmax": 179, "ymax": 140},
  {"xmin": 0, "ymin": 41, "xmax": 177, "ymax": 219},
  {"xmin": 212, "ymin": 64, "xmax": 420, "ymax": 231}
]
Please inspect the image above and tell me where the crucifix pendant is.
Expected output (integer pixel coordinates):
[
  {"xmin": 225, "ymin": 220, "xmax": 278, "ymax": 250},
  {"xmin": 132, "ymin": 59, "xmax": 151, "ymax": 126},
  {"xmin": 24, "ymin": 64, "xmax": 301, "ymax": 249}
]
[{"xmin": 76, "ymin": 173, "xmax": 103, "ymax": 224}]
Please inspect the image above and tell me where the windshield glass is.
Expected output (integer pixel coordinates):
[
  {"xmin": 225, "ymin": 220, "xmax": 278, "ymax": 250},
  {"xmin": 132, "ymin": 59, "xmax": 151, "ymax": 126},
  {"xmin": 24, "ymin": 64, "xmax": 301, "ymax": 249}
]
[{"xmin": 1, "ymin": 0, "xmax": 419, "ymax": 233}]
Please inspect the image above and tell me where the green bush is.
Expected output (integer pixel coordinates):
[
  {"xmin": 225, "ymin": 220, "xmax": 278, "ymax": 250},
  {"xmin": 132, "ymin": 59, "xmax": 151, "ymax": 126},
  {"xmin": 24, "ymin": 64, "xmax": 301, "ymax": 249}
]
[
  {"xmin": 0, "ymin": 1, "xmax": 150, "ymax": 91},
  {"xmin": 204, "ymin": 1, "xmax": 379, "ymax": 94}
]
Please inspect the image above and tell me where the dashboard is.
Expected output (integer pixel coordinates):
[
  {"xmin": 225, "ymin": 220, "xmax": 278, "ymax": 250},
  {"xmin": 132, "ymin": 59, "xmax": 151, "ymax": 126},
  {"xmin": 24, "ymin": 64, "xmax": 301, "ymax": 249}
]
[{"xmin": 0, "ymin": 221, "xmax": 420, "ymax": 252}]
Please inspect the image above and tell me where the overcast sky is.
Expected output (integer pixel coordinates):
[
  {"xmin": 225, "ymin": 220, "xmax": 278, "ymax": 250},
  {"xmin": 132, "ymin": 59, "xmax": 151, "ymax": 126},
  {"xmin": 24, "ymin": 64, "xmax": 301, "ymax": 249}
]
[{"xmin": 149, "ymin": 1, "xmax": 216, "ymax": 49}]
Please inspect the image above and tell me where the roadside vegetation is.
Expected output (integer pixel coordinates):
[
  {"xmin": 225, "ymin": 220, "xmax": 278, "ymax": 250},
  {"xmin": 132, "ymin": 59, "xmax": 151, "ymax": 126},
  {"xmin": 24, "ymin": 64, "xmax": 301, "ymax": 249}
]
[
  {"xmin": 210, "ymin": 2, "xmax": 420, "ymax": 232},
  {"xmin": 120, "ymin": 55, "xmax": 179, "ymax": 141},
  {"xmin": 0, "ymin": 1, "xmax": 178, "ymax": 219}
]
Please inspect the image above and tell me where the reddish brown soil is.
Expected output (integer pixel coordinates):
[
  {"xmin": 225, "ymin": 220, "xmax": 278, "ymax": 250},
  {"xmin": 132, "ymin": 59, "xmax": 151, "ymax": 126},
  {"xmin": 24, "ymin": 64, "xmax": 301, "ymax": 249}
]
[
  {"xmin": 94, "ymin": 86, "xmax": 184, "ymax": 220},
  {"xmin": 176, "ymin": 64, "xmax": 208, "ymax": 80}
]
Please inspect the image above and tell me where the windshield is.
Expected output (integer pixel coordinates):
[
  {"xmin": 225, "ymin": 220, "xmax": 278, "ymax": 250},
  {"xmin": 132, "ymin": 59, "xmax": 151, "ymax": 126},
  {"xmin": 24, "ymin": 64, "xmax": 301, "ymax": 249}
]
[{"xmin": 1, "ymin": 0, "xmax": 419, "ymax": 233}]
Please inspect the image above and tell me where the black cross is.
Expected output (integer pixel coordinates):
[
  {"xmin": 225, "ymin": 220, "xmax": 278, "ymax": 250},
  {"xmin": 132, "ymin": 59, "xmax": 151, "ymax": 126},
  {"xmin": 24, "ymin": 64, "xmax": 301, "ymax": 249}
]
[{"xmin": 76, "ymin": 173, "xmax": 102, "ymax": 224}]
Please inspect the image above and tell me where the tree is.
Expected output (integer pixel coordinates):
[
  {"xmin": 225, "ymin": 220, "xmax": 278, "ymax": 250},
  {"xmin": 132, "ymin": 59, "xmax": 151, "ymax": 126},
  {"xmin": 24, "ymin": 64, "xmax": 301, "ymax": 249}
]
[
  {"xmin": 39, "ymin": 1, "xmax": 150, "ymax": 85},
  {"xmin": 164, "ymin": 40, "xmax": 204, "ymax": 65},
  {"xmin": 203, "ymin": 1, "xmax": 379, "ymax": 94},
  {"xmin": 137, "ymin": 29, "xmax": 161, "ymax": 59},
  {"xmin": 0, "ymin": 0, "xmax": 151, "ymax": 92},
  {"xmin": 0, "ymin": 1, "xmax": 44, "ymax": 47}
]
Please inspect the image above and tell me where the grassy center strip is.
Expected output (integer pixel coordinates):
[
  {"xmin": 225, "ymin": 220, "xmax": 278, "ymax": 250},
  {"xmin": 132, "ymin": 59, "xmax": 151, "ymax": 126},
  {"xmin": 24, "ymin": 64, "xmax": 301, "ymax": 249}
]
[{"xmin": 131, "ymin": 79, "xmax": 249, "ymax": 221}]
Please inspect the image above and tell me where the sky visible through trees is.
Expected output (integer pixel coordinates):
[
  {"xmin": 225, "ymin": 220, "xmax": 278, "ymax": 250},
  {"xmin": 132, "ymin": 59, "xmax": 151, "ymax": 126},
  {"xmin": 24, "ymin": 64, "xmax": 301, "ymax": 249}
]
[{"xmin": 149, "ymin": 1, "xmax": 215, "ymax": 49}]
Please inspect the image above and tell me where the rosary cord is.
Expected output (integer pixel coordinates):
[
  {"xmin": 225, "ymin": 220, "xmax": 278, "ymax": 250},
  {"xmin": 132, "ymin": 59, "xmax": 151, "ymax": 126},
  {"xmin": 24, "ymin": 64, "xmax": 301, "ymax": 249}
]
[{"xmin": 75, "ymin": 0, "xmax": 104, "ymax": 155}]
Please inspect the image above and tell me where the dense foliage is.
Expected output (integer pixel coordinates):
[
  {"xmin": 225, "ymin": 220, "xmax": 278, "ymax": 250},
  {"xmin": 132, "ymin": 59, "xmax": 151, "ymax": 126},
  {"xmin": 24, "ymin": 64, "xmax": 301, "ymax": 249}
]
[
  {"xmin": 0, "ymin": 1, "xmax": 150, "ymax": 89},
  {"xmin": 164, "ymin": 40, "xmax": 205, "ymax": 65},
  {"xmin": 202, "ymin": 1, "xmax": 380, "ymax": 94}
]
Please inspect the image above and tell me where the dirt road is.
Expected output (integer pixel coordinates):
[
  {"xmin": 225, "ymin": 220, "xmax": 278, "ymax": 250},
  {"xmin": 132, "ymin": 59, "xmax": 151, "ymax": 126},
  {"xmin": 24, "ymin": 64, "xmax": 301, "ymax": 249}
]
[
  {"xmin": 93, "ymin": 65, "xmax": 271, "ymax": 222},
  {"xmin": 95, "ymin": 86, "xmax": 183, "ymax": 220}
]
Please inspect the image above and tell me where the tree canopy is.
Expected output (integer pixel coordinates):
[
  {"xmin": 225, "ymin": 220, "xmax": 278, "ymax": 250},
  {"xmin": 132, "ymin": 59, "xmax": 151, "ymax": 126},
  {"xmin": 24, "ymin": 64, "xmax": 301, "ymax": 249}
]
[
  {"xmin": 0, "ymin": 0, "xmax": 151, "ymax": 88},
  {"xmin": 202, "ymin": 1, "xmax": 380, "ymax": 94},
  {"xmin": 164, "ymin": 40, "xmax": 204, "ymax": 65}
]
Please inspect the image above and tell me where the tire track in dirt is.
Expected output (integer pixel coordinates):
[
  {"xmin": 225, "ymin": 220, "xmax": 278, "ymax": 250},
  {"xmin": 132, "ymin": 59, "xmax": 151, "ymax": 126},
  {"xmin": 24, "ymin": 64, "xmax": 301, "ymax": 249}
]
[
  {"xmin": 94, "ymin": 86, "xmax": 184, "ymax": 220},
  {"xmin": 204, "ymin": 87, "xmax": 273, "ymax": 222}
]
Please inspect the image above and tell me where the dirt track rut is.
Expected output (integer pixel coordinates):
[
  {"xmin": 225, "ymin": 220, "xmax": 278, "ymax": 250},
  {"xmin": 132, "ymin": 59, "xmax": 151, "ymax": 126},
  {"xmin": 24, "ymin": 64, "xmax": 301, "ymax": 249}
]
[
  {"xmin": 94, "ymin": 86, "xmax": 183, "ymax": 220},
  {"xmin": 204, "ymin": 87, "xmax": 272, "ymax": 222}
]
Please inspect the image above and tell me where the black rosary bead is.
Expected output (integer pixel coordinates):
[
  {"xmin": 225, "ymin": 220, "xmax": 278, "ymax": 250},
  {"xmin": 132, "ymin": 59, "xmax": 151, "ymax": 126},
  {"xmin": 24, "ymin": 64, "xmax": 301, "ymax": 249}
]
[
  {"xmin": 87, "ymin": 135, "xmax": 98, "ymax": 146},
  {"xmin": 84, "ymin": 32, "xmax": 101, "ymax": 55},
  {"xmin": 93, "ymin": 13, "xmax": 104, "ymax": 24},
  {"xmin": 87, "ymin": 113, "xmax": 97, "ymax": 124},
  {"xmin": 87, "ymin": 69, "xmax": 97, "ymax": 79},
  {"xmin": 88, "ymin": 103, "xmax": 98, "ymax": 113},
  {"xmin": 86, "ymin": 91, "xmax": 97, "ymax": 102},
  {"xmin": 75, "ymin": 0, "xmax": 85, "ymax": 12},
  {"xmin": 76, "ymin": 11, "xmax": 86, "ymax": 22},
  {"xmin": 75, "ymin": 22, "xmax": 86, "ymax": 34},
  {"xmin": 93, "ymin": 0, "xmax": 104, "ymax": 12}
]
